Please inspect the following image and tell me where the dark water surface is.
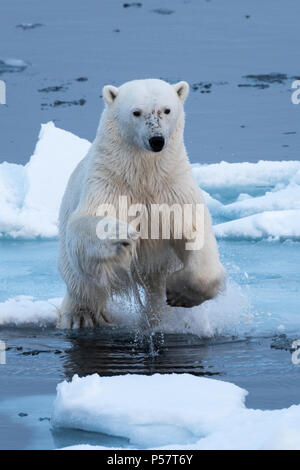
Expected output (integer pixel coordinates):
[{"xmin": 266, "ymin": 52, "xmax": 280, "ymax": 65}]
[
  {"xmin": 0, "ymin": 327, "xmax": 299, "ymax": 449},
  {"xmin": 1, "ymin": 0, "xmax": 300, "ymax": 165}
]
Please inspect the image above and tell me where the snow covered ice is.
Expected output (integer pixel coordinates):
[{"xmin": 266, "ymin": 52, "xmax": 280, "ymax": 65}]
[
  {"xmin": 52, "ymin": 373, "xmax": 300, "ymax": 450},
  {"xmin": 0, "ymin": 296, "xmax": 60, "ymax": 327},
  {"xmin": 0, "ymin": 122, "xmax": 89, "ymax": 238},
  {"xmin": 193, "ymin": 161, "xmax": 300, "ymax": 240},
  {"xmin": 215, "ymin": 210, "xmax": 300, "ymax": 240},
  {"xmin": 1, "ymin": 122, "xmax": 300, "ymax": 241}
]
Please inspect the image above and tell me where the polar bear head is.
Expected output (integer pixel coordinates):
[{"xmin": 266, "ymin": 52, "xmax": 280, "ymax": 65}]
[{"xmin": 102, "ymin": 79, "xmax": 189, "ymax": 153}]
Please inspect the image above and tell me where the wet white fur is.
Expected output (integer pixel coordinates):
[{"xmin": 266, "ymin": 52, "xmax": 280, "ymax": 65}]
[{"xmin": 58, "ymin": 79, "xmax": 225, "ymax": 329}]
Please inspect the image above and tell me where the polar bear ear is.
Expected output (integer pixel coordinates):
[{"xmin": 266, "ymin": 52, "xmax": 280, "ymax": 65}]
[
  {"xmin": 173, "ymin": 81, "xmax": 189, "ymax": 102},
  {"xmin": 102, "ymin": 85, "xmax": 119, "ymax": 106}
]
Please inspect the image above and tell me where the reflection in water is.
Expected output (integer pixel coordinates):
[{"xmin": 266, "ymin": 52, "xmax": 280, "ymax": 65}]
[
  {"xmin": 62, "ymin": 328, "xmax": 221, "ymax": 380},
  {"xmin": 53, "ymin": 329, "xmax": 223, "ymax": 449},
  {"xmin": 51, "ymin": 426, "xmax": 130, "ymax": 450}
]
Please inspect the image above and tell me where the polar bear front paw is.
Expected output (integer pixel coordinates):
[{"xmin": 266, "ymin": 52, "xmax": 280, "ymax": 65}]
[
  {"xmin": 96, "ymin": 217, "xmax": 139, "ymax": 266},
  {"xmin": 166, "ymin": 268, "xmax": 225, "ymax": 308}
]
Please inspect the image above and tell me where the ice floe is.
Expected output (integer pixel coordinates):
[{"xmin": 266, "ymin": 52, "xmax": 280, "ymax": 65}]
[
  {"xmin": 0, "ymin": 122, "xmax": 299, "ymax": 240},
  {"xmin": 215, "ymin": 209, "xmax": 300, "ymax": 240},
  {"xmin": 0, "ymin": 122, "xmax": 89, "ymax": 238},
  {"xmin": 0, "ymin": 295, "xmax": 60, "ymax": 326},
  {"xmin": 0, "ymin": 58, "xmax": 28, "ymax": 73},
  {"xmin": 53, "ymin": 373, "xmax": 300, "ymax": 450}
]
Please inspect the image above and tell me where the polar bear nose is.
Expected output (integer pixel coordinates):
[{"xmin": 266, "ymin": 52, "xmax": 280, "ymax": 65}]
[{"xmin": 149, "ymin": 136, "xmax": 165, "ymax": 152}]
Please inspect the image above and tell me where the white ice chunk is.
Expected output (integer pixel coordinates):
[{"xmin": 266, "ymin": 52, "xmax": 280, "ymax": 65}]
[
  {"xmin": 0, "ymin": 295, "xmax": 60, "ymax": 326},
  {"xmin": 220, "ymin": 184, "xmax": 300, "ymax": 219},
  {"xmin": 192, "ymin": 160, "xmax": 300, "ymax": 191},
  {"xmin": 0, "ymin": 122, "xmax": 90, "ymax": 238},
  {"xmin": 52, "ymin": 373, "xmax": 247, "ymax": 448},
  {"xmin": 215, "ymin": 209, "xmax": 300, "ymax": 240},
  {"xmin": 53, "ymin": 373, "xmax": 300, "ymax": 450}
]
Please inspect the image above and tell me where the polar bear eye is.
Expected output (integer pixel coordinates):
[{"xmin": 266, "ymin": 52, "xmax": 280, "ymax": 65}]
[
  {"xmin": 133, "ymin": 110, "xmax": 141, "ymax": 117},
  {"xmin": 164, "ymin": 108, "xmax": 171, "ymax": 115}
]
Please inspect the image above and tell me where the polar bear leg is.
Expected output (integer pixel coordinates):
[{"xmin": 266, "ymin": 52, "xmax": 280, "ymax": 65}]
[
  {"xmin": 167, "ymin": 209, "xmax": 225, "ymax": 308},
  {"xmin": 57, "ymin": 293, "xmax": 97, "ymax": 329},
  {"xmin": 57, "ymin": 293, "xmax": 115, "ymax": 329},
  {"xmin": 67, "ymin": 214, "xmax": 138, "ymax": 271}
]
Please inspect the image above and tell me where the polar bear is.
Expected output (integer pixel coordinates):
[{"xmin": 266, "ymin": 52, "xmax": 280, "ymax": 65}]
[{"xmin": 57, "ymin": 79, "xmax": 225, "ymax": 328}]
